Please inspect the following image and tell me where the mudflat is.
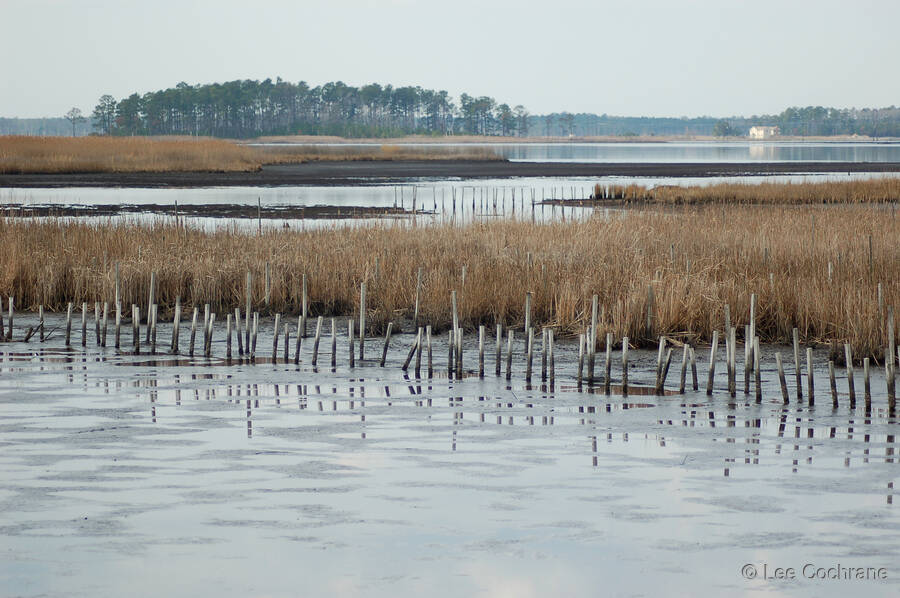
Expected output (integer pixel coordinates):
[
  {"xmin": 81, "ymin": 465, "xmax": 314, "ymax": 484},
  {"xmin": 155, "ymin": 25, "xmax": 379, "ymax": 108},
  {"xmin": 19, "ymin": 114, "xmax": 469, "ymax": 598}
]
[{"xmin": 2, "ymin": 160, "xmax": 899, "ymax": 188}]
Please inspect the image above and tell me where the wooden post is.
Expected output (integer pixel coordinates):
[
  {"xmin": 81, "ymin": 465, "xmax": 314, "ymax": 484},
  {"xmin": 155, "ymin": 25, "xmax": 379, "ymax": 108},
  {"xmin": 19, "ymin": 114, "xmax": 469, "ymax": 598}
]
[
  {"xmin": 359, "ymin": 282, "xmax": 366, "ymax": 360},
  {"xmin": 146, "ymin": 271, "xmax": 155, "ymax": 343},
  {"xmin": 456, "ymin": 328, "xmax": 463, "ymax": 374},
  {"xmin": 863, "ymin": 357, "xmax": 871, "ymax": 410},
  {"xmin": 169, "ymin": 298, "xmax": 179, "ymax": 354},
  {"xmin": 744, "ymin": 325, "xmax": 751, "ymax": 395},
  {"xmin": 655, "ymin": 336, "xmax": 666, "ymax": 391},
  {"xmin": 729, "ymin": 327, "xmax": 737, "ymax": 398},
  {"xmin": 844, "ymin": 343, "xmax": 856, "ymax": 408},
  {"xmin": 622, "ymin": 337, "xmax": 629, "ymax": 397},
  {"xmin": 245, "ymin": 271, "xmax": 252, "ymax": 348},
  {"xmin": 679, "ymin": 343, "xmax": 688, "ymax": 394},
  {"xmin": 505, "ymin": 329, "xmax": 514, "ymax": 381},
  {"xmin": 331, "ymin": 318, "xmax": 337, "ymax": 368},
  {"xmin": 81, "ymin": 302, "xmax": 87, "ymax": 347},
  {"xmin": 656, "ymin": 348, "xmax": 673, "ymax": 395},
  {"xmin": 189, "ymin": 307, "xmax": 198, "ymax": 357},
  {"xmin": 150, "ymin": 304, "xmax": 157, "ymax": 354},
  {"xmin": 495, "ymin": 323, "xmax": 502, "ymax": 377},
  {"xmin": 793, "ymin": 328, "xmax": 803, "ymax": 400},
  {"xmin": 828, "ymin": 360, "xmax": 838, "ymax": 408},
  {"xmin": 65, "ymin": 302, "xmax": 73, "ymax": 346},
  {"xmin": 525, "ymin": 327, "xmax": 534, "ymax": 383},
  {"xmin": 251, "ymin": 313, "xmax": 258, "ymax": 359},
  {"xmin": 806, "ymin": 347, "xmax": 814, "ymax": 406},
  {"xmin": 380, "ymin": 322, "xmax": 393, "ymax": 367},
  {"xmin": 94, "ymin": 302, "xmax": 101, "ymax": 345},
  {"xmin": 402, "ymin": 330, "xmax": 419, "ymax": 371},
  {"xmin": 548, "ymin": 329, "xmax": 555, "ymax": 387},
  {"xmin": 887, "ymin": 346, "xmax": 896, "ymax": 412},
  {"xmin": 426, "ymin": 325, "xmax": 433, "ymax": 377},
  {"xmin": 707, "ymin": 330, "xmax": 719, "ymax": 396},
  {"xmin": 448, "ymin": 329, "xmax": 455, "ymax": 376},
  {"xmin": 132, "ymin": 305, "xmax": 140, "ymax": 354},
  {"xmin": 39, "ymin": 305, "xmax": 45, "ymax": 342},
  {"xmin": 690, "ymin": 346, "xmax": 699, "ymax": 391},
  {"xmin": 541, "ymin": 327, "xmax": 548, "ymax": 382},
  {"xmin": 292, "ymin": 314, "xmax": 301, "ymax": 364},
  {"xmin": 204, "ymin": 313, "xmax": 215, "ymax": 357},
  {"xmin": 234, "ymin": 308, "xmax": 243, "ymax": 356},
  {"xmin": 605, "ymin": 333, "xmax": 612, "ymax": 395},
  {"xmin": 311, "ymin": 316, "xmax": 322, "ymax": 367},
  {"xmin": 451, "ymin": 290, "xmax": 459, "ymax": 335},
  {"xmin": 776, "ymin": 353, "xmax": 789, "ymax": 403},
  {"xmin": 284, "ymin": 323, "xmax": 290, "ymax": 362},
  {"xmin": 577, "ymin": 334, "xmax": 585, "ymax": 386},
  {"xmin": 301, "ymin": 273, "xmax": 308, "ymax": 338},
  {"xmin": 414, "ymin": 327, "xmax": 423, "ymax": 375},
  {"xmin": 114, "ymin": 302, "xmax": 121, "ymax": 349},
  {"xmin": 478, "ymin": 325, "xmax": 485, "ymax": 378},
  {"xmin": 272, "ymin": 313, "xmax": 281, "ymax": 359},
  {"xmin": 754, "ymin": 337, "xmax": 762, "ymax": 403},
  {"xmin": 348, "ymin": 319, "xmax": 354, "ymax": 368}
]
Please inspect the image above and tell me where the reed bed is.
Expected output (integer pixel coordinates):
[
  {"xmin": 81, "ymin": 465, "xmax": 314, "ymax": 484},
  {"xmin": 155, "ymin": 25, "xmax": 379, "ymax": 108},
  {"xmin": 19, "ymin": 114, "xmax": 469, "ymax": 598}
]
[
  {"xmin": 594, "ymin": 178, "xmax": 900, "ymax": 205},
  {"xmin": 1, "ymin": 204, "xmax": 898, "ymax": 359},
  {"xmin": 0, "ymin": 136, "xmax": 261, "ymax": 174},
  {"xmin": 0, "ymin": 136, "xmax": 502, "ymax": 174},
  {"xmin": 254, "ymin": 143, "xmax": 502, "ymax": 163}
]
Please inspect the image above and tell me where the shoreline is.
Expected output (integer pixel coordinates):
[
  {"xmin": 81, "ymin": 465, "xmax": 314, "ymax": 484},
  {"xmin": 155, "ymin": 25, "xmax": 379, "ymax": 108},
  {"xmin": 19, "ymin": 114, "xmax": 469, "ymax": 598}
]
[{"xmin": 2, "ymin": 160, "xmax": 899, "ymax": 188}]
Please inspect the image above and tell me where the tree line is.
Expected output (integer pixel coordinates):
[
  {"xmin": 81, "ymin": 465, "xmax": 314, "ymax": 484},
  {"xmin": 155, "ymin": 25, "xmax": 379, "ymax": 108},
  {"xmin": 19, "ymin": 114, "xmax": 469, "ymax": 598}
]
[{"xmin": 84, "ymin": 78, "xmax": 530, "ymax": 138}]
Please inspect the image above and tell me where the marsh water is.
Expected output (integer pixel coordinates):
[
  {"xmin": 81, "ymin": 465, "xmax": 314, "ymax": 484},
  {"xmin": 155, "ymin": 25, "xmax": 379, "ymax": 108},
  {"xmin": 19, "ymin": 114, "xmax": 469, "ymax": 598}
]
[
  {"xmin": 1, "ymin": 313, "xmax": 898, "ymax": 597},
  {"xmin": 258, "ymin": 140, "xmax": 900, "ymax": 163}
]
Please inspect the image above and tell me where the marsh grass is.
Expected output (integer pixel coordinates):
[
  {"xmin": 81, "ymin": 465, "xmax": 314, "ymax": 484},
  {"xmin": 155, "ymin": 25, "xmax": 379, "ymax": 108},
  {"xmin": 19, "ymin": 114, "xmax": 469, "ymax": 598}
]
[
  {"xmin": 1, "ymin": 204, "xmax": 897, "ymax": 358},
  {"xmin": 594, "ymin": 178, "xmax": 900, "ymax": 205},
  {"xmin": 0, "ymin": 136, "xmax": 501, "ymax": 174}
]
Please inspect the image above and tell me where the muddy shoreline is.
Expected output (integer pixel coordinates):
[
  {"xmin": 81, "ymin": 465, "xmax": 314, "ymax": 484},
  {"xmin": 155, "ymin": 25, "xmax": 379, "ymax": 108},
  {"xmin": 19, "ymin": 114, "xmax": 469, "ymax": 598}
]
[{"xmin": 2, "ymin": 160, "xmax": 899, "ymax": 188}]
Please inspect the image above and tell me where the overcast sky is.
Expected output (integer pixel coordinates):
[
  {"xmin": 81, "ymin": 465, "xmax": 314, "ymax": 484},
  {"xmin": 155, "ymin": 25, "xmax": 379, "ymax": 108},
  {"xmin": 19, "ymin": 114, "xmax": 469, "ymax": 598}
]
[{"xmin": 3, "ymin": 0, "xmax": 898, "ymax": 118}]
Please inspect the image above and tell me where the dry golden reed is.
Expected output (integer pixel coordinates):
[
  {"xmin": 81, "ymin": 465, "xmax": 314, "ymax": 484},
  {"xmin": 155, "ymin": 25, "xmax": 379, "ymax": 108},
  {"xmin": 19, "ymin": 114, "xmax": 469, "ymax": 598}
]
[
  {"xmin": 0, "ymin": 136, "xmax": 501, "ymax": 174},
  {"xmin": 1, "ymin": 204, "xmax": 898, "ymax": 358},
  {"xmin": 594, "ymin": 177, "xmax": 900, "ymax": 205}
]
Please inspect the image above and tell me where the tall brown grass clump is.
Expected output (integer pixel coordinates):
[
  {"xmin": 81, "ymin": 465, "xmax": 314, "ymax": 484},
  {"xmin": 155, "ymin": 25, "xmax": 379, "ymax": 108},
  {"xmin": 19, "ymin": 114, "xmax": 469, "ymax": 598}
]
[
  {"xmin": 593, "ymin": 177, "xmax": 900, "ymax": 205},
  {"xmin": 0, "ymin": 136, "xmax": 261, "ymax": 174},
  {"xmin": 1, "ymin": 204, "xmax": 898, "ymax": 358}
]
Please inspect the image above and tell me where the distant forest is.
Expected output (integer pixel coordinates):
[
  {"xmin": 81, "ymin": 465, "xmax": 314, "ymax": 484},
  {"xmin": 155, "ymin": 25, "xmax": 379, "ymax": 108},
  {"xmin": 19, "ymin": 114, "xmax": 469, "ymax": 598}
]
[{"xmin": 2, "ymin": 77, "xmax": 899, "ymax": 138}]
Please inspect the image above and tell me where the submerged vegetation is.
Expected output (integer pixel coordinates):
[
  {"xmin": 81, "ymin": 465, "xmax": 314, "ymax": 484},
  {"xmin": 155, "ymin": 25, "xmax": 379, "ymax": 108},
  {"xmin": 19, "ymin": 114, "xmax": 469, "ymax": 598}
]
[
  {"xmin": 1, "ymin": 204, "xmax": 897, "ymax": 358},
  {"xmin": 0, "ymin": 136, "xmax": 501, "ymax": 174}
]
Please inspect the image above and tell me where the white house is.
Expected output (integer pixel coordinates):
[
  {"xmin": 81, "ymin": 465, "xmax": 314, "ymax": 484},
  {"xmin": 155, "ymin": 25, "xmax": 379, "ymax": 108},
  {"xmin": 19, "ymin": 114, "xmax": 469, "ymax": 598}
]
[{"xmin": 749, "ymin": 126, "xmax": 780, "ymax": 140}]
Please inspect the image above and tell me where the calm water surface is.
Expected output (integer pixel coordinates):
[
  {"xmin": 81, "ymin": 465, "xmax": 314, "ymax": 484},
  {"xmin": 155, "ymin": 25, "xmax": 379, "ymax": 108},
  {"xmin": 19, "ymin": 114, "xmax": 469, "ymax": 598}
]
[{"xmin": 1, "ymin": 314, "xmax": 898, "ymax": 597}]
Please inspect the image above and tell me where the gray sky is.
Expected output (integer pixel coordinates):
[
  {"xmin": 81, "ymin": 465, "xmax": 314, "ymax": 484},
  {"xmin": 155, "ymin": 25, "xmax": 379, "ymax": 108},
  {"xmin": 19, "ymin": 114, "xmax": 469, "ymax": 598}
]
[{"xmin": 3, "ymin": 0, "xmax": 898, "ymax": 118}]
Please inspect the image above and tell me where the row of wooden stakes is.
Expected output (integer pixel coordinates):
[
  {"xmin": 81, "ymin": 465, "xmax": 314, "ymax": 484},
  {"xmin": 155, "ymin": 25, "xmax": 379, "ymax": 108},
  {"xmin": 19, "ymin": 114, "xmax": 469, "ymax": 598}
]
[{"xmin": 0, "ymin": 291, "xmax": 898, "ymax": 412}]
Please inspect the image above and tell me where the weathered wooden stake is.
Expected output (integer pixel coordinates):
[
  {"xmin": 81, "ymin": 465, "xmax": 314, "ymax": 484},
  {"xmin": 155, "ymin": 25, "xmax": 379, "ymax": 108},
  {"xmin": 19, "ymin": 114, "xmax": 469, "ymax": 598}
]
[
  {"xmin": 380, "ymin": 322, "xmax": 393, "ymax": 367},
  {"xmin": 690, "ymin": 346, "xmax": 699, "ymax": 391},
  {"xmin": 226, "ymin": 314, "xmax": 232, "ymax": 359},
  {"xmin": 348, "ymin": 319, "xmax": 355, "ymax": 368},
  {"xmin": 863, "ymin": 357, "xmax": 871, "ymax": 410},
  {"xmin": 170, "ymin": 298, "xmax": 180, "ymax": 354},
  {"xmin": 754, "ymin": 337, "xmax": 762, "ymax": 403},
  {"xmin": 806, "ymin": 347, "xmax": 814, "ymax": 406},
  {"xmin": 793, "ymin": 328, "xmax": 803, "ymax": 400},
  {"xmin": 132, "ymin": 305, "xmax": 140, "ymax": 354},
  {"xmin": 844, "ymin": 343, "xmax": 856, "ymax": 408},
  {"xmin": 525, "ymin": 327, "xmax": 534, "ymax": 382},
  {"xmin": 114, "ymin": 302, "xmax": 121, "ymax": 349},
  {"xmin": 829, "ymin": 360, "xmax": 838, "ymax": 408},
  {"xmin": 478, "ymin": 325, "xmax": 485, "ymax": 378},
  {"xmin": 284, "ymin": 323, "xmax": 290, "ymax": 362},
  {"xmin": 426, "ymin": 325, "xmax": 433, "ymax": 377},
  {"xmin": 524, "ymin": 292, "xmax": 532, "ymax": 338},
  {"xmin": 495, "ymin": 323, "xmax": 502, "ymax": 377},
  {"xmin": 605, "ymin": 333, "xmax": 613, "ymax": 395},
  {"xmin": 272, "ymin": 313, "xmax": 282, "ymax": 359},
  {"xmin": 548, "ymin": 329, "xmax": 555, "ymax": 387},
  {"xmin": 81, "ymin": 302, "xmax": 87, "ymax": 347},
  {"xmin": 414, "ymin": 327, "xmax": 423, "ymax": 375},
  {"xmin": 146, "ymin": 271, "xmax": 156, "ymax": 342},
  {"xmin": 776, "ymin": 353, "xmax": 789, "ymax": 403},
  {"xmin": 402, "ymin": 330, "xmax": 419, "ymax": 371},
  {"xmin": 189, "ymin": 307, "xmax": 198, "ymax": 357},
  {"xmin": 150, "ymin": 304, "xmax": 157, "ymax": 353},
  {"xmin": 65, "ymin": 302, "xmax": 73, "ymax": 346},
  {"xmin": 707, "ymin": 330, "xmax": 719, "ymax": 396},
  {"xmin": 541, "ymin": 327, "xmax": 548, "ymax": 382},
  {"xmin": 245, "ymin": 271, "xmax": 252, "ymax": 348},
  {"xmin": 577, "ymin": 334, "xmax": 585, "ymax": 386},
  {"xmin": 204, "ymin": 313, "xmax": 215, "ymax": 357},
  {"xmin": 251, "ymin": 313, "xmax": 259, "ymax": 359},
  {"xmin": 39, "ymin": 305, "xmax": 45, "ymax": 342},
  {"xmin": 679, "ymin": 343, "xmax": 688, "ymax": 394},
  {"xmin": 301, "ymin": 273, "xmax": 308, "ymax": 337},
  {"xmin": 359, "ymin": 282, "xmax": 366, "ymax": 360},
  {"xmin": 621, "ymin": 337, "xmax": 629, "ymax": 397},
  {"xmin": 505, "ymin": 329, "xmax": 514, "ymax": 381},
  {"xmin": 94, "ymin": 302, "xmax": 101, "ymax": 345},
  {"xmin": 311, "ymin": 316, "xmax": 323, "ymax": 366}
]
